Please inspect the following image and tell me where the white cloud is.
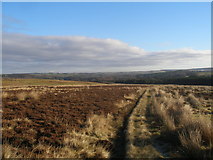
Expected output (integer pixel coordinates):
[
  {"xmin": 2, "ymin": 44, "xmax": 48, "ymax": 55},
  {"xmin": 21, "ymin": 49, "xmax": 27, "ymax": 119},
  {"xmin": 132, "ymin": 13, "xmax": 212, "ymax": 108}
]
[{"xmin": 2, "ymin": 33, "xmax": 211, "ymax": 73}]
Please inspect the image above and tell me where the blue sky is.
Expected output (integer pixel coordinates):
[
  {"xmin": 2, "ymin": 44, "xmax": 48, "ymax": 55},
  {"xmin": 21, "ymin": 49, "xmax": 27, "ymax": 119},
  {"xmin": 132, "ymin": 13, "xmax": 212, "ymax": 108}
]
[
  {"xmin": 2, "ymin": 2, "xmax": 211, "ymax": 73},
  {"xmin": 3, "ymin": 2, "xmax": 211, "ymax": 51}
]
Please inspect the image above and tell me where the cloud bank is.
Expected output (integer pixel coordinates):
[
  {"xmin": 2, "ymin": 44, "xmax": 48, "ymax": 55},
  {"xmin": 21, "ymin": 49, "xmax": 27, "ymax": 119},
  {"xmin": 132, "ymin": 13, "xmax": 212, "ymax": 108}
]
[{"xmin": 2, "ymin": 33, "xmax": 211, "ymax": 73}]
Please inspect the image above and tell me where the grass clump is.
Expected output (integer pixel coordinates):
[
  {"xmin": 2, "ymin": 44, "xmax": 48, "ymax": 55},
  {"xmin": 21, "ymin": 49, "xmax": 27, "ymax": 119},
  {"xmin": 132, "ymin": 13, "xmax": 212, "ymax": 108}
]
[
  {"xmin": 187, "ymin": 94, "xmax": 202, "ymax": 109},
  {"xmin": 28, "ymin": 91, "xmax": 40, "ymax": 100},
  {"xmin": 2, "ymin": 91, "xmax": 9, "ymax": 99},
  {"xmin": 149, "ymin": 88, "xmax": 212, "ymax": 159},
  {"xmin": 16, "ymin": 92, "xmax": 28, "ymax": 101},
  {"xmin": 16, "ymin": 91, "xmax": 40, "ymax": 101},
  {"xmin": 178, "ymin": 116, "xmax": 213, "ymax": 159}
]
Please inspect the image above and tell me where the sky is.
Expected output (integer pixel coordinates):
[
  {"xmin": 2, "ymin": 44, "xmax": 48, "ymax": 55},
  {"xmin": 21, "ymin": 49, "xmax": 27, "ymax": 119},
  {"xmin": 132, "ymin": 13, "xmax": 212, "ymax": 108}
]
[{"xmin": 2, "ymin": 2, "xmax": 211, "ymax": 73}]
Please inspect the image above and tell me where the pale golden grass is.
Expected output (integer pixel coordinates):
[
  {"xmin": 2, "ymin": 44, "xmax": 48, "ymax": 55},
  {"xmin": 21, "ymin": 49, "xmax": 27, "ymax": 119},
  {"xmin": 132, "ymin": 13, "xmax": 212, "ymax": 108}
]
[
  {"xmin": 116, "ymin": 90, "xmax": 143, "ymax": 108},
  {"xmin": 28, "ymin": 91, "xmax": 40, "ymax": 100},
  {"xmin": 197, "ymin": 117, "xmax": 213, "ymax": 144},
  {"xmin": 2, "ymin": 114, "xmax": 116, "ymax": 158},
  {"xmin": 179, "ymin": 129, "xmax": 203, "ymax": 157},
  {"xmin": 187, "ymin": 94, "xmax": 202, "ymax": 109},
  {"xmin": 153, "ymin": 90, "xmax": 184, "ymax": 128},
  {"xmin": 179, "ymin": 115, "xmax": 213, "ymax": 146},
  {"xmin": 178, "ymin": 118, "xmax": 213, "ymax": 159},
  {"xmin": 2, "ymin": 92, "xmax": 9, "ymax": 99},
  {"xmin": 85, "ymin": 114, "xmax": 116, "ymax": 140},
  {"xmin": 162, "ymin": 112, "xmax": 176, "ymax": 131},
  {"xmin": 179, "ymin": 104, "xmax": 213, "ymax": 152},
  {"xmin": 151, "ymin": 98, "xmax": 176, "ymax": 131},
  {"xmin": 124, "ymin": 93, "xmax": 137, "ymax": 101},
  {"xmin": 16, "ymin": 92, "xmax": 28, "ymax": 101},
  {"xmin": 61, "ymin": 130, "xmax": 110, "ymax": 158},
  {"xmin": 150, "ymin": 88, "xmax": 212, "ymax": 158},
  {"xmin": 115, "ymin": 99, "xmax": 131, "ymax": 108},
  {"xmin": 2, "ymin": 143, "xmax": 24, "ymax": 158},
  {"xmin": 16, "ymin": 91, "xmax": 41, "ymax": 101}
]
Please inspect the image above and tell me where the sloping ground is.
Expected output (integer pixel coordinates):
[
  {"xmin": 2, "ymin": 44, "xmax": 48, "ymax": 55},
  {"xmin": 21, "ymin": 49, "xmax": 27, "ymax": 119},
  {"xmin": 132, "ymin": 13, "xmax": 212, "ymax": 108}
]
[
  {"xmin": 3, "ymin": 68, "xmax": 212, "ymax": 85},
  {"xmin": 2, "ymin": 78, "xmax": 103, "ymax": 87}
]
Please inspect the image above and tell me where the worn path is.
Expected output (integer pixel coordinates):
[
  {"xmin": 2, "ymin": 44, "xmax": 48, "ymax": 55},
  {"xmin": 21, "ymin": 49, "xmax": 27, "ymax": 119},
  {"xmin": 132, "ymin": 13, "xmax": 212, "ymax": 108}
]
[
  {"xmin": 110, "ymin": 89, "xmax": 146, "ymax": 158},
  {"xmin": 111, "ymin": 89, "xmax": 178, "ymax": 159}
]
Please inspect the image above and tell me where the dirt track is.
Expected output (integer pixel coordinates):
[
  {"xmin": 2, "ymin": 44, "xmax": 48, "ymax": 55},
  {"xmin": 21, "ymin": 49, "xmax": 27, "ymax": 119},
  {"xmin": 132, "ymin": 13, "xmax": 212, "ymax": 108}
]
[
  {"xmin": 125, "ymin": 89, "xmax": 182, "ymax": 158},
  {"xmin": 110, "ymin": 89, "xmax": 146, "ymax": 158}
]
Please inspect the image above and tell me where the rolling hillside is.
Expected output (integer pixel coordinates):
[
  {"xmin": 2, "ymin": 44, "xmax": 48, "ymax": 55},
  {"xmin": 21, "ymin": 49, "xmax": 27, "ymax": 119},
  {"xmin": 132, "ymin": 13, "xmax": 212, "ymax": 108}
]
[{"xmin": 2, "ymin": 68, "xmax": 212, "ymax": 86}]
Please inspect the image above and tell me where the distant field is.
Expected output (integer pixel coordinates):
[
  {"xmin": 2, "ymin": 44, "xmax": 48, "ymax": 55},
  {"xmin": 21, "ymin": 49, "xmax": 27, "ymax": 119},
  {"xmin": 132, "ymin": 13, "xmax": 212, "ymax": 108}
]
[{"xmin": 2, "ymin": 78, "xmax": 103, "ymax": 87}]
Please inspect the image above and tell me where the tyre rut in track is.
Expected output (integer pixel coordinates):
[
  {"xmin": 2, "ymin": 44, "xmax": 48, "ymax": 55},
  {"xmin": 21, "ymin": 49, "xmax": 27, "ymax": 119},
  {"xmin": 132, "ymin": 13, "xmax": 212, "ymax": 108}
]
[
  {"xmin": 125, "ymin": 90, "xmax": 167, "ymax": 158},
  {"xmin": 125, "ymin": 89, "xmax": 181, "ymax": 158},
  {"xmin": 110, "ymin": 90, "xmax": 146, "ymax": 159}
]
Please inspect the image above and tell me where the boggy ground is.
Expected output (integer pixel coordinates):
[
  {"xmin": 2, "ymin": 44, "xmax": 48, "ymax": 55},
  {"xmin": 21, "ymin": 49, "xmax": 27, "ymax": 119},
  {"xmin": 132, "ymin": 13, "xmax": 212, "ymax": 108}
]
[{"xmin": 2, "ymin": 84, "xmax": 146, "ymax": 158}]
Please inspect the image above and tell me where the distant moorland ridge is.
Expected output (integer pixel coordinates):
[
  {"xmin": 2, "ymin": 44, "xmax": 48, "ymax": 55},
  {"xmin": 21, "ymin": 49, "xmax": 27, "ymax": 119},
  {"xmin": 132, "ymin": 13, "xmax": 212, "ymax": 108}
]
[{"xmin": 2, "ymin": 68, "xmax": 212, "ymax": 86}]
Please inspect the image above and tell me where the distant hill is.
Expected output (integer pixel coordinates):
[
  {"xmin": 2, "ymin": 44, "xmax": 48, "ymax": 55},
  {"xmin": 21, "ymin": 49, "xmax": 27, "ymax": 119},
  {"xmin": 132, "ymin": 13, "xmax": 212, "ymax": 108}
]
[{"xmin": 2, "ymin": 68, "xmax": 212, "ymax": 86}]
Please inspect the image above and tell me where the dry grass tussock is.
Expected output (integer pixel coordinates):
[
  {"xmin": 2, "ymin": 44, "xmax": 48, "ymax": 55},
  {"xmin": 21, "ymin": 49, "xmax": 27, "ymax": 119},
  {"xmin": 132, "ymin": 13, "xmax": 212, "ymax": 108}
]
[
  {"xmin": 28, "ymin": 91, "xmax": 40, "ymax": 100},
  {"xmin": 2, "ymin": 91, "xmax": 9, "ymax": 99},
  {"xmin": 85, "ymin": 114, "xmax": 116, "ymax": 140},
  {"xmin": 150, "ymin": 88, "xmax": 212, "ymax": 159},
  {"xmin": 115, "ymin": 99, "xmax": 131, "ymax": 108},
  {"xmin": 179, "ymin": 115, "xmax": 213, "ymax": 145},
  {"xmin": 179, "ymin": 129, "xmax": 203, "ymax": 157},
  {"xmin": 115, "ymin": 92, "xmax": 139, "ymax": 108},
  {"xmin": 3, "ymin": 144, "xmax": 24, "ymax": 158},
  {"xmin": 178, "ymin": 116, "xmax": 213, "ymax": 159},
  {"xmin": 16, "ymin": 92, "xmax": 28, "ymax": 101},
  {"xmin": 151, "ymin": 98, "xmax": 176, "ymax": 131},
  {"xmin": 16, "ymin": 91, "xmax": 40, "ymax": 101},
  {"xmin": 187, "ymin": 93, "xmax": 202, "ymax": 109},
  {"xmin": 124, "ymin": 93, "xmax": 137, "ymax": 101},
  {"xmin": 3, "ymin": 114, "xmax": 117, "ymax": 158}
]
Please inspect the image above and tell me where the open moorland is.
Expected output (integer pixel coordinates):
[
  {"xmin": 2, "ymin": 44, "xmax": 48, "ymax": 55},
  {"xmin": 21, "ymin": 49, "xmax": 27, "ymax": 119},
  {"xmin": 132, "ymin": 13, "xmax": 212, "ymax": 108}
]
[
  {"xmin": 2, "ymin": 78, "xmax": 103, "ymax": 87},
  {"xmin": 1, "ymin": 79, "xmax": 212, "ymax": 159}
]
